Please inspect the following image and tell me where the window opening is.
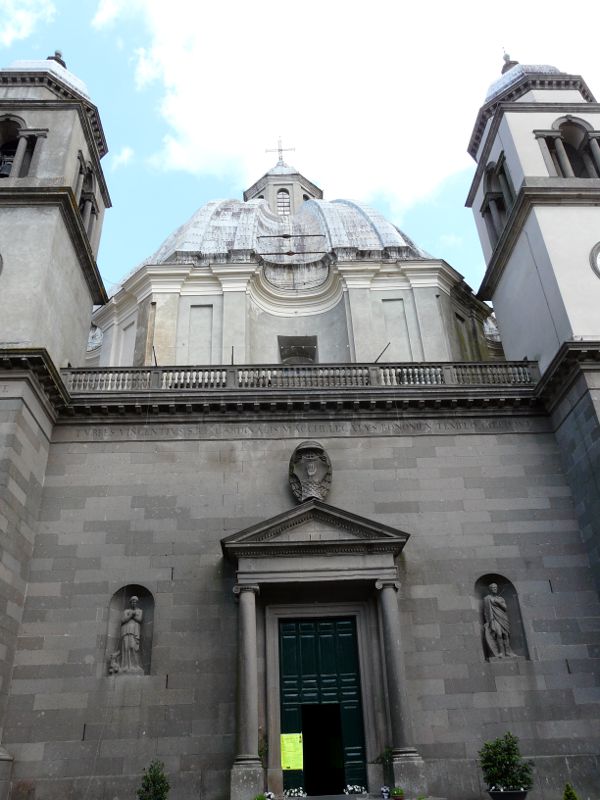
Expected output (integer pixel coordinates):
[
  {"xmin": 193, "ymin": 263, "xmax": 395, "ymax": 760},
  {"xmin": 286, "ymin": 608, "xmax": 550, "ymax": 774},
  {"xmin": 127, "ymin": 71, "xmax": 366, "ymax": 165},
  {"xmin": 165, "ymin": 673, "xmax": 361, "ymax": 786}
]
[
  {"xmin": 277, "ymin": 188, "xmax": 291, "ymax": 216},
  {"xmin": 278, "ymin": 335, "xmax": 318, "ymax": 364},
  {"xmin": 481, "ymin": 155, "xmax": 515, "ymax": 247},
  {"xmin": 537, "ymin": 117, "xmax": 600, "ymax": 178},
  {"xmin": 0, "ymin": 119, "xmax": 20, "ymax": 178}
]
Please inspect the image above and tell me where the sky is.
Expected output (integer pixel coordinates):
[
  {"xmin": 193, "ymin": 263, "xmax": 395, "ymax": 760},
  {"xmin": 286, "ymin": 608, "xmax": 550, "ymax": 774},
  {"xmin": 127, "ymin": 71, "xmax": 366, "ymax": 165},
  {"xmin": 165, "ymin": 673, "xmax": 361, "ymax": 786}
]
[{"xmin": 2, "ymin": 0, "xmax": 600, "ymax": 296}]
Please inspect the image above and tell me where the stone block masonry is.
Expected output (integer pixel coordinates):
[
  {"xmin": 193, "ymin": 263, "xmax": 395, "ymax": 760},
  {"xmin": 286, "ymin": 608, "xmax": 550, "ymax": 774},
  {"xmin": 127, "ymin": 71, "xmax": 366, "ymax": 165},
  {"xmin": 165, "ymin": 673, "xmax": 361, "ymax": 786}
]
[{"xmin": 1, "ymin": 409, "xmax": 598, "ymax": 799}]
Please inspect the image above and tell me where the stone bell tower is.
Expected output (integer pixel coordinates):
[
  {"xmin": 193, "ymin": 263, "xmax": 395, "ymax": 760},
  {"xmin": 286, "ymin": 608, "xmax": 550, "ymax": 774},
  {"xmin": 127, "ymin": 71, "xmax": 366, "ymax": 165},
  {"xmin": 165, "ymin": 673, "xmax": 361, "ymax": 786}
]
[
  {"xmin": 466, "ymin": 55, "xmax": 600, "ymax": 373},
  {"xmin": 0, "ymin": 54, "xmax": 109, "ymax": 797},
  {"xmin": 0, "ymin": 50, "xmax": 109, "ymax": 369},
  {"xmin": 467, "ymin": 56, "xmax": 600, "ymax": 591}
]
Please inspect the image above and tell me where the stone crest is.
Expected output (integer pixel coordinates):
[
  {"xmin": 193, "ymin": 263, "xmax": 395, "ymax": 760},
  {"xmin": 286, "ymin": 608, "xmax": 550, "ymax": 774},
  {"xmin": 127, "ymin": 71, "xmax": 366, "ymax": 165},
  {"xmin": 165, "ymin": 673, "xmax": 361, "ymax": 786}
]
[{"xmin": 288, "ymin": 440, "xmax": 332, "ymax": 502}]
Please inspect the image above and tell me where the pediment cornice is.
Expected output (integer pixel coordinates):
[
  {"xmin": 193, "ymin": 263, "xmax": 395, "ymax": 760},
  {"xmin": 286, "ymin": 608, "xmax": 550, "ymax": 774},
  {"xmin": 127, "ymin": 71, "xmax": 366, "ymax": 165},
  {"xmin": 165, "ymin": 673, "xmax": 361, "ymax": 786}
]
[{"xmin": 221, "ymin": 499, "xmax": 410, "ymax": 560}]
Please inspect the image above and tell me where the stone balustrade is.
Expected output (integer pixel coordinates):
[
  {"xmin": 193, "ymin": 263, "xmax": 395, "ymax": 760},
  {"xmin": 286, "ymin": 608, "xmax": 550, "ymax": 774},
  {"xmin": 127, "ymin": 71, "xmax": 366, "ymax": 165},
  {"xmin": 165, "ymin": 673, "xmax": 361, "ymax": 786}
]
[{"xmin": 62, "ymin": 360, "xmax": 538, "ymax": 394}]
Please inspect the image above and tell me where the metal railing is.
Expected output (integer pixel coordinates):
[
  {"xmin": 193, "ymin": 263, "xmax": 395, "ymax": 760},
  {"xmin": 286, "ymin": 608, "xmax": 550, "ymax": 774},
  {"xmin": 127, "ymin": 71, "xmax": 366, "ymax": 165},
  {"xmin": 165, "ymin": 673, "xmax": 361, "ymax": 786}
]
[{"xmin": 62, "ymin": 361, "xmax": 538, "ymax": 394}]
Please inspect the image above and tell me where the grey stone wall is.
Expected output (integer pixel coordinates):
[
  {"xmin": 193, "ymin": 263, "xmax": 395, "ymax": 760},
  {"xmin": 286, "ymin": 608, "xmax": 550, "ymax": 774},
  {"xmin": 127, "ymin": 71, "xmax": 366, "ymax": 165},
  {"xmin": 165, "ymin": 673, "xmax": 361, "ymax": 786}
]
[
  {"xmin": 3, "ymin": 413, "xmax": 600, "ymax": 800},
  {"xmin": 552, "ymin": 369, "xmax": 600, "ymax": 593},
  {"xmin": 0, "ymin": 207, "xmax": 96, "ymax": 369},
  {"xmin": 0, "ymin": 379, "xmax": 53, "ymax": 799}
]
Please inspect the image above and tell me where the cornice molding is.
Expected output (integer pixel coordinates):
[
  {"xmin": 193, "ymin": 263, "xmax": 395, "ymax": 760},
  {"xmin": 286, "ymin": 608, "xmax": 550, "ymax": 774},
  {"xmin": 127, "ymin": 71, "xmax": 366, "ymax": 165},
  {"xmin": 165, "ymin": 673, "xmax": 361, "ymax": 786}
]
[
  {"xmin": 466, "ymin": 102, "xmax": 600, "ymax": 206},
  {"xmin": 0, "ymin": 349, "xmax": 543, "ymax": 421},
  {"xmin": 0, "ymin": 99, "xmax": 110, "ymax": 205},
  {"xmin": 221, "ymin": 499, "xmax": 410, "ymax": 562},
  {"xmin": 0, "ymin": 74, "xmax": 108, "ymax": 159},
  {"xmin": 0, "ymin": 185, "xmax": 107, "ymax": 304},
  {"xmin": 468, "ymin": 77, "xmax": 596, "ymax": 160},
  {"xmin": 478, "ymin": 181, "xmax": 600, "ymax": 299},
  {"xmin": 533, "ymin": 341, "xmax": 600, "ymax": 413},
  {"xmin": 0, "ymin": 349, "xmax": 70, "ymax": 412}
]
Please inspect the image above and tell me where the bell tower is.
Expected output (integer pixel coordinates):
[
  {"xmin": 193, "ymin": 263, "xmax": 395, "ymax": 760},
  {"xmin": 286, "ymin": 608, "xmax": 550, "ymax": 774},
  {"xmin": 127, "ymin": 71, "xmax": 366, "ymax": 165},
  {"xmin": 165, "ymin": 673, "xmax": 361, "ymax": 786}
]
[
  {"xmin": 0, "ymin": 51, "xmax": 109, "ymax": 368},
  {"xmin": 0, "ymin": 58, "xmax": 110, "ymax": 790},
  {"xmin": 466, "ymin": 56, "xmax": 600, "ymax": 373}
]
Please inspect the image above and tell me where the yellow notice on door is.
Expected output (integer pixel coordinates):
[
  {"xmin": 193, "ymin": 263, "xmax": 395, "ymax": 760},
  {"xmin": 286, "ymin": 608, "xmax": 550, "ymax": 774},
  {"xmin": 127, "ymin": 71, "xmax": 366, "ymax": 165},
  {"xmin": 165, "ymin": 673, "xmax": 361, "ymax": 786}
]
[{"xmin": 280, "ymin": 733, "xmax": 303, "ymax": 770}]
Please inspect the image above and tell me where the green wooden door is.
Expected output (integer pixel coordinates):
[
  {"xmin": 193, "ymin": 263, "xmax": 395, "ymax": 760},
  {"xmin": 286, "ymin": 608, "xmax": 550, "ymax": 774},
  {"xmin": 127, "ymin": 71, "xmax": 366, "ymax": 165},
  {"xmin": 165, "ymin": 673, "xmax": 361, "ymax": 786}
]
[{"xmin": 279, "ymin": 618, "xmax": 367, "ymax": 792}]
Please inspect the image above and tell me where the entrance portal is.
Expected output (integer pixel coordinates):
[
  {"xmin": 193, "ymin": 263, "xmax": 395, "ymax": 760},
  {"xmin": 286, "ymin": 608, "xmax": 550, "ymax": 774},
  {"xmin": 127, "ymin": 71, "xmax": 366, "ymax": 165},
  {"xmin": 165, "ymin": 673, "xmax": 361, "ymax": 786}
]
[
  {"xmin": 302, "ymin": 704, "xmax": 344, "ymax": 795},
  {"xmin": 279, "ymin": 618, "xmax": 367, "ymax": 794}
]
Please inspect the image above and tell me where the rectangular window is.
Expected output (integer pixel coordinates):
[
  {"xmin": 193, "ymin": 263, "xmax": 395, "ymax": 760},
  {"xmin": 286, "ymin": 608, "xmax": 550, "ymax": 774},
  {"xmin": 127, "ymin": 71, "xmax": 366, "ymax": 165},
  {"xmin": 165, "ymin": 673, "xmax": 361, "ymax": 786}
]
[
  {"xmin": 382, "ymin": 298, "xmax": 412, "ymax": 361},
  {"xmin": 119, "ymin": 320, "xmax": 136, "ymax": 366},
  {"xmin": 187, "ymin": 305, "xmax": 213, "ymax": 364},
  {"xmin": 278, "ymin": 336, "xmax": 318, "ymax": 364},
  {"xmin": 454, "ymin": 313, "xmax": 474, "ymax": 360}
]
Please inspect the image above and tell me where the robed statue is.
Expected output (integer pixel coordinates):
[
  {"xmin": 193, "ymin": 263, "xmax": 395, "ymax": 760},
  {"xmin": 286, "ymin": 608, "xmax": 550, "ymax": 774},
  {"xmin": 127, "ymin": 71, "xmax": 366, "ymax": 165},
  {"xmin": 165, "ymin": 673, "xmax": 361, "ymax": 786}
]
[
  {"xmin": 108, "ymin": 596, "xmax": 144, "ymax": 675},
  {"xmin": 482, "ymin": 583, "xmax": 516, "ymax": 660}
]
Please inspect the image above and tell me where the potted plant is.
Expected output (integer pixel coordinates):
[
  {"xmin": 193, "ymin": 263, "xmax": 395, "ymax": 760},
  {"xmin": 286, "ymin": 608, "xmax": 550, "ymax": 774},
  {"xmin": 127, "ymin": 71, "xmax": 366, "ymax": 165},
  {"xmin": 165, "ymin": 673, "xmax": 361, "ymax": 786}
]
[
  {"xmin": 563, "ymin": 785, "xmax": 579, "ymax": 800},
  {"xmin": 136, "ymin": 760, "xmax": 170, "ymax": 800},
  {"xmin": 478, "ymin": 732, "xmax": 533, "ymax": 800},
  {"xmin": 391, "ymin": 789, "xmax": 404, "ymax": 799}
]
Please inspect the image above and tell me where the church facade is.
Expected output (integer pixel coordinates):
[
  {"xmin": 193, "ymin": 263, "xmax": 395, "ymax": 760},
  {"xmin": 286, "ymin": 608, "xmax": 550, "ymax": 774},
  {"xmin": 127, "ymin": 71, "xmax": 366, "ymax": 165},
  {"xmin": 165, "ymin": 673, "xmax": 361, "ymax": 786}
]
[{"xmin": 0, "ymin": 52, "xmax": 599, "ymax": 800}]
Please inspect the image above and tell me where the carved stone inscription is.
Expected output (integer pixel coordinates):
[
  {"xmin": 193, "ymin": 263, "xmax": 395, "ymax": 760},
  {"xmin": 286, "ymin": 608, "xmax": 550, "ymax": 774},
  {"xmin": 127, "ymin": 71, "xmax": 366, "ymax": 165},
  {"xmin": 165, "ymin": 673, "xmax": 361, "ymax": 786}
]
[{"xmin": 56, "ymin": 415, "xmax": 548, "ymax": 443}]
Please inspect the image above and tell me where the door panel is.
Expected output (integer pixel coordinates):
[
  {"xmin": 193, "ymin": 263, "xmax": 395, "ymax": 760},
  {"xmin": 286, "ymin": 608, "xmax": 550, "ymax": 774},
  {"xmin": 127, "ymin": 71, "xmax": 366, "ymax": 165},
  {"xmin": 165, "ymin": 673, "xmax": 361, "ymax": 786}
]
[{"xmin": 279, "ymin": 617, "xmax": 367, "ymax": 792}]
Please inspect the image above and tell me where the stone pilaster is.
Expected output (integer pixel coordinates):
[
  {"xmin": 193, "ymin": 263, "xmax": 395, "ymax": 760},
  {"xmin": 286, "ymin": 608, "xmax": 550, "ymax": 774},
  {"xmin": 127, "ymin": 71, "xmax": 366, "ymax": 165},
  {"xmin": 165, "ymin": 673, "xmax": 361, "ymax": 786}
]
[
  {"xmin": 376, "ymin": 579, "xmax": 427, "ymax": 797},
  {"xmin": 230, "ymin": 584, "xmax": 263, "ymax": 800}
]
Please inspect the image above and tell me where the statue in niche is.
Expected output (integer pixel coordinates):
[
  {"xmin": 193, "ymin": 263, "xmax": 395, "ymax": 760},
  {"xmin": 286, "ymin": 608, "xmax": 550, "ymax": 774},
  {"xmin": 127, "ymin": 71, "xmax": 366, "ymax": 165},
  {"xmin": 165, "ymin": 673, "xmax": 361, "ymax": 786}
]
[
  {"xmin": 108, "ymin": 596, "xmax": 144, "ymax": 675},
  {"xmin": 482, "ymin": 583, "xmax": 517, "ymax": 660},
  {"xmin": 289, "ymin": 440, "xmax": 332, "ymax": 502}
]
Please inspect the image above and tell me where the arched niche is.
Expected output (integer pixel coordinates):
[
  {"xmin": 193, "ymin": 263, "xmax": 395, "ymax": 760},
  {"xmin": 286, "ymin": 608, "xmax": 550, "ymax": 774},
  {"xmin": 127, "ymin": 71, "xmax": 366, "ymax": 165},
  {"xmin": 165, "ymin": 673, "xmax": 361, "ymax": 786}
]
[
  {"xmin": 0, "ymin": 117, "xmax": 21, "ymax": 178},
  {"xmin": 475, "ymin": 573, "xmax": 529, "ymax": 661},
  {"xmin": 105, "ymin": 584, "xmax": 154, "ymax": 676}
]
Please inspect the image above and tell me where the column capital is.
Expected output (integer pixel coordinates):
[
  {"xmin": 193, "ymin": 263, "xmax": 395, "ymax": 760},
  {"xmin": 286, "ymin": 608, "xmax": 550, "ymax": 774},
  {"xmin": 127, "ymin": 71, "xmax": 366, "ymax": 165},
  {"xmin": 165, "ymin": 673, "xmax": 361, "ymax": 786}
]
[
  {"xmin": 233, "ymin": 584, "xmax": 260, "ymax": 597},
  {"xmin": 375, "ymin": 579, "xmax": 401, "ymax": 592}
]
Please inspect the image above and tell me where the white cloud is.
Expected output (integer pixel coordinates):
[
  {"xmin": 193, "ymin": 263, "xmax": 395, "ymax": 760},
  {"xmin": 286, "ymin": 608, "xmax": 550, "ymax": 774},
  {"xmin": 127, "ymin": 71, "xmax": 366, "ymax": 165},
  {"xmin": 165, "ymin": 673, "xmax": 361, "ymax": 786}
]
[
  {"xmin": 91, "ymin": 0, "xmax": 600, "ymax": 216},
  {"xmin": 111, "ymin": 145, "xmax": 134, "ymax": 171},
  {"xmin": 440, "ymin": 234, "xmax": 463, "ymax": 248},
  {"xmin": 0, "ymin": 0, "xmax": 55, "ymax": 47},
  {"xmin": 91, "ymin": 0, "xmax": 131, "ymax": 29},
  {"xmin": 132, "ymin": 46, "xmax": 161, "ymax": 89}
]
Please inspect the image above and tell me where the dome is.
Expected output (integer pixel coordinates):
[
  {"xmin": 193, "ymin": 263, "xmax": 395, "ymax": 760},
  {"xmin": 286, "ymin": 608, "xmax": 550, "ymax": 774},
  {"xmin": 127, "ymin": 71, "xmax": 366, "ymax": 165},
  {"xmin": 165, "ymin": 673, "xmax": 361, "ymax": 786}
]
[
  {"xmin": 485, "ymin": 62, "xmax": 562, "ymax": 103},
  {"xmin": 141, "ymin": 197, "xmax": 430, "ymax": 268},
  {"xmin": 5, "ymin": 56, "xmax": 90, "ymax": 101}
]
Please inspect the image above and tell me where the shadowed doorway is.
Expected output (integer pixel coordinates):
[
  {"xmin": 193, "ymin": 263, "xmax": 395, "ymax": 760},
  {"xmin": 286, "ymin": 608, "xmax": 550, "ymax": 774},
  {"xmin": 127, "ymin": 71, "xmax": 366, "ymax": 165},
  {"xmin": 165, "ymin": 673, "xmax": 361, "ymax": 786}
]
[
  {"xmin": 279, "ymin": 618, "xmax": 367, "ymax": 793},
  {"xmin": 301, "ymin": 703, "xmax": 344, "ymax": 795}
]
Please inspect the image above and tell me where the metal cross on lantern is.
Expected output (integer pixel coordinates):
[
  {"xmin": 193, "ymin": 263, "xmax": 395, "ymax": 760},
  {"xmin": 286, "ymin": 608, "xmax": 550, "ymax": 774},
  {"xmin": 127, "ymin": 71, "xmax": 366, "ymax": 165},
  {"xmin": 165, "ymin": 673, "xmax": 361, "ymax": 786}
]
[{"xmin": 265, "ymin": 136, "xmax": 295, "ymax": 165}]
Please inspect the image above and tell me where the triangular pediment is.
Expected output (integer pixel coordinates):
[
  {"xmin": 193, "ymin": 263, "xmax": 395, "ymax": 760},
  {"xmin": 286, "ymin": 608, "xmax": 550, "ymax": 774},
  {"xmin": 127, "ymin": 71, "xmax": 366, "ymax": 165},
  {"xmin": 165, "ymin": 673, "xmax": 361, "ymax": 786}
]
[{"xmin": 221, "ymin": 499, "xmax": 409, "ymax": 560}]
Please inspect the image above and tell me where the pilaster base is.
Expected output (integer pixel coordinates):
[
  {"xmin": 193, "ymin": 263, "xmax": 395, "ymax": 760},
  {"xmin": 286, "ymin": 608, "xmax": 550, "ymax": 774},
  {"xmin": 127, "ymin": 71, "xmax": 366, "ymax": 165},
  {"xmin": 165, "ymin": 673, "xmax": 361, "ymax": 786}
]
[
  {"xmin": 0, "ymin": 747, "xmax": 13, "ymax": 800},
  {"xmin": 392, "ymin": 748, "xmax": 427, "ymax": 797},
  {"xmin": 230, "ymin": 757, "xmax": 263, "ymax": 800}
]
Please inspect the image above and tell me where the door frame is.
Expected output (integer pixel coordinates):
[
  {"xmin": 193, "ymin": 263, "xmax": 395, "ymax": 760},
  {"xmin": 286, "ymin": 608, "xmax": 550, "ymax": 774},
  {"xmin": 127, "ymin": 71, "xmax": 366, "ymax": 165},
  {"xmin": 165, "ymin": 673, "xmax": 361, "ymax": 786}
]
[{"xmin": 265, "ymin": 601, "xmax": 384, "ymax": 792}]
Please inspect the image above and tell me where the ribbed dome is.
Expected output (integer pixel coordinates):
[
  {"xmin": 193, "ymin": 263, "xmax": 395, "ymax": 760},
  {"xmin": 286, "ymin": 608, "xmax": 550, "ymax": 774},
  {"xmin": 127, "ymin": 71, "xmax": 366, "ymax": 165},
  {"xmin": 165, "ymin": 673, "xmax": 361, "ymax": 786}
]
[{"xmin": 143, "ymin": 198, "xmax": 430, "ymax": 267}]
